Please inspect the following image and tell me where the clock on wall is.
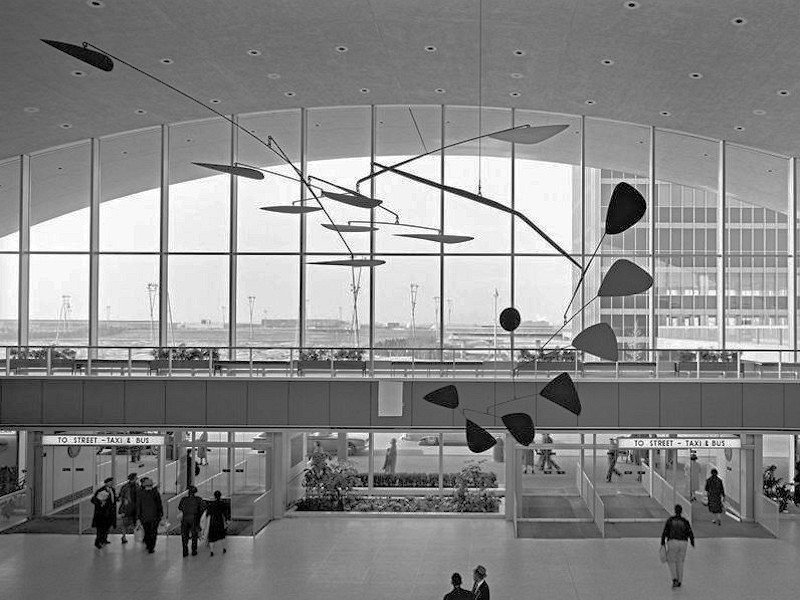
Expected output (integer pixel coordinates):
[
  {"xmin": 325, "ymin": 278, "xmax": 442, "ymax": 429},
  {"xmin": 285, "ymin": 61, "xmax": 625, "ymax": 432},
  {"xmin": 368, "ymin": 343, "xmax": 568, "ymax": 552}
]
[
  {"xmin": 67, "ymin": 446, "xmax": 81, "ymax": 458},
  {"xmin": 724, "ymin": 448, "xmax": 733, "ymax": 462}
]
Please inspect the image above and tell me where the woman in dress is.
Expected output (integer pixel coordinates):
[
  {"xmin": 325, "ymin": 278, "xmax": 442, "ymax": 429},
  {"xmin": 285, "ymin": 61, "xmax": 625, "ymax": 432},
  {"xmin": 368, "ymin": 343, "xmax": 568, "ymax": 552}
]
[{"xmin": 206, "ymin": 490, "xmax": 230, "ymax": 556}]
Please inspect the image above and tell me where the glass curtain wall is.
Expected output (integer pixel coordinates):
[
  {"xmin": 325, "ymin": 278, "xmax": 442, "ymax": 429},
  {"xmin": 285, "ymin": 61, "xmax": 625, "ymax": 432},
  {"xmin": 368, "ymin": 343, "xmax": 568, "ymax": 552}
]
[{"xmin": 5, "ymin": 105, "xmax": 798, "ymax": 358}]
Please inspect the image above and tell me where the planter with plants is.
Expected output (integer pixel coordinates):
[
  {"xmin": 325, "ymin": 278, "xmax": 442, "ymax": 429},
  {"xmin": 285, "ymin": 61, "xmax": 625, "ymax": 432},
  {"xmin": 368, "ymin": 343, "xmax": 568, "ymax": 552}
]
[
  {"xmin": 297, "ymin": 348, "xmax": 332, "ymax": 373},
  {"xmin": 150, "ymin": 345, "xmax": 220, "ymax": 372},
  {"xmin": 332, "ymin": 348, "xmax": 367, "ymax": 374},
  {"xmin": 9, "ymin": 346, "xmax": 77, "ymax": 372},
  {"xmin": 293, "ymin": 455, "xmax": 500, "ymax": 514},
  {"xmin": 677, "ymin": 350, "xmax": 739, "ymax": 374},
  {"xmin": 356, "ymin": 471, "xmax": 498, "ymax": 488},
  {"xmin": 516, "ymin": 348, "xmax": 580, "ymax": 372}
]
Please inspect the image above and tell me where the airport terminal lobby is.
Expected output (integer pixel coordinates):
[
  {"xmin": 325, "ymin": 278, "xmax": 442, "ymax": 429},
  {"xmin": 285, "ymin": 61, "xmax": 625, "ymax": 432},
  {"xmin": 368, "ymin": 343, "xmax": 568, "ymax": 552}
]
[{"xmin": 3, "ymin": 1, "xmax": 800, "ymax": 599}]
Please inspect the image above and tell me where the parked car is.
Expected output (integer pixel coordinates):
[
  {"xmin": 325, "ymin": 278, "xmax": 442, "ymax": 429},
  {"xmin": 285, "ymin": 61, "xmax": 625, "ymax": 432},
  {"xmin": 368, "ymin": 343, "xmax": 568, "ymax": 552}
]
[
  {"xmin": 418, "ymin": 433, "xmax": 468, "ymax": 446},
  {"xmin": 308, "ymin": 432, "xmax": 369, "ymax": 456},
  {"xmin": 251, "ymin": 431, "xmax": 369, "ymax": 455}
]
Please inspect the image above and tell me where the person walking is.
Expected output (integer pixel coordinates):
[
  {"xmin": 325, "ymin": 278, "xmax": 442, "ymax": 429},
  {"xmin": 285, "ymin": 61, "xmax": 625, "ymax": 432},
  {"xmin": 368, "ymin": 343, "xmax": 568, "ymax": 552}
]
[
  {"xmin": 606, "ymin": 438, "xmax": 622, "ymax": 482},
  {"xmin": 205, "ymin": 490, "xmax": 230, "ymax": 557},
  {"xmin": 382, "ymin": 438, "xmax": 397, "ymax": 475},
  {"xmin": 705, "ymin": 468, "xmax": 726, "ymax": 525},
  {"xmin": 660, "ymin": 504, "xmax": 695, "ymax": 588},
  {"xmin": 136, "ymin": 477, "xmax": 163, "ymax": 554},
  {"xmin": 471, "ymin": 565, "xmax": 490, "ymax": 600},
  {"xmin": 197, "ymin": 431, "xmax": 209, "ymax": 466},
  {"xmin": 523, "ymin": 447, "xmax": 535, "ymax": 474},
  {"xmin": 91, "ymin": 477, "xmax": 117, "ymax": 549},
  {"xmin": 793, "ymin": 461, "xmax": 800, "ymax": 506},
  {"xmin": 118, "ymin": 473, "xmax": 139, "ymax": 544},
  {"xmin": 178, "ymin": 485, "xmax": 204, "ymax": 557},
  {"xmin": 443, "ymin": 572, "xmax": 473, "ymax": 600},
  {"xmin": 537, "ymin": 433, "xmax": 561, "ymax": 472}
]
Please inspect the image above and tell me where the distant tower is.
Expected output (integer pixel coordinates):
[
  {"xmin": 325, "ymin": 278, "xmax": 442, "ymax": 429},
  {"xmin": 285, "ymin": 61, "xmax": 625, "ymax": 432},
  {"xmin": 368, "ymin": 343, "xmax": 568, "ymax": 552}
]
[
  {"xmin": 433, "ymin": 295, "xmax": 441, "ymax": 332},
  {"xmin": 492, "ymin": 288, "xmax": 499, "ymax": 350},
  {"xmin": 349, "ymin": 268, "xmax": 363, "ymax": 347},
  {"xmin": 105, "ymin": 305, "xmax": 112, "ymax": 323},
  {"xmin": 446, "ymin": 298, "xmax": 454, "ymax": 326}
]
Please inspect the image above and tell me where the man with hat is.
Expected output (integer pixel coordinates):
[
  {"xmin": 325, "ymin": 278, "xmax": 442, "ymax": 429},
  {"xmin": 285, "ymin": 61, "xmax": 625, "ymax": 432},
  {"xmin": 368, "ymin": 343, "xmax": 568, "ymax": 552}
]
[
  {"xmin": 472, "ymin": 565, "xmax": 490, "ymax": 600},
  {"xmin": 178, "ymin": 485, "xmax": 205, "ymax": 557},
  {"xmin": 90, "ymin": 477, "xmax": 117, "ymax": 549}
]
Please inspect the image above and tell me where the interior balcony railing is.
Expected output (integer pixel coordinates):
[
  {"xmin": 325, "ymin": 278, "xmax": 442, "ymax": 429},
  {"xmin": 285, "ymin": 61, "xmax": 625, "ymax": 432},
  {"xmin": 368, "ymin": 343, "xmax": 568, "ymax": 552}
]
[{"xmin": 2, "ymin": 345, "xmax": 800, "ymax": 380}]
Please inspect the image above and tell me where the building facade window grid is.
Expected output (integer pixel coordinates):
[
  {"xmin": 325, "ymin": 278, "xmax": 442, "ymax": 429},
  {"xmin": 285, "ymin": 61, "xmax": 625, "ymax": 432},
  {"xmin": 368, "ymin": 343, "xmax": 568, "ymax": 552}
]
[{"xmin": 0, "ymin": 107, "xmax": 796, "ymax": 356}]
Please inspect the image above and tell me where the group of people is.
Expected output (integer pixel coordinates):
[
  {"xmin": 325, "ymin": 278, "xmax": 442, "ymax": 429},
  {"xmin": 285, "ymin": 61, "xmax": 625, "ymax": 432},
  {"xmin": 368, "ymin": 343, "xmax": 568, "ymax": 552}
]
[
  {"xmin": 443, "ymin": 565, "xmax": 490, "ymax": 600},
  {"xmin": 90, "ymin": 473, "xmax": 230, "ymax": 557}
]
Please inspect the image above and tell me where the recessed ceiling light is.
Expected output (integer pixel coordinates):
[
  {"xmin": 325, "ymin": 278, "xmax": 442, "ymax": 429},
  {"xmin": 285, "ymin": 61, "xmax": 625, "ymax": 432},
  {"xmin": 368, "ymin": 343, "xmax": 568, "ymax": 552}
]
[
  {"xmin": 624, "ymin": 1, "xmax": 639, "ymax": 8},
  {"xmin": 247, "ymin": 49, "xmax": 262, "ymax": 56},
  {"xmin": 60, "ymin": 123, "xmax": 73, "ymax": 129},
  {"xmin": 335, "ymin": 46, "xmax": 349, "ymax": 53},
  {"xmin": 509, "ymin": 91, "xmax": 521, "ymax": 98},
  {"xmin": 71, "ymin": 70, "xmax": 86, "ymax": 77},
  {"xmin": 134, "ymin": 108, "xmax": 147, "ymax": 115},
  {"xmin": 23, "ymin": 107, "xmax": 39, "ymax": 113},
  {"xmin": 777, "ymin": 89, "xmax": 791, "ymax": 96},
  {"xmin": 359, "ymin": 88, "xmax": 370, "ymax": 94},
  {"xmin": 753, "ymin": 109, "xmax": 766, "ymax": 115},
  {"xmin": 435, "ymin": 88, "xmax": 446, "ymax": 94},
  {"xmin": 510, "ymin": 73, "xmax": 524, "ymax": 79},
  {"xmin": 601, "ymin": 59, "xmax": 615, "ymax": 66},
  {"xmin": 267, "ymin": 73, "xmax": 281, "ymax": 80},
  {"xmin": 513, "ymin": 49, "xmax": 526, "ymax": 57},
  {"xmin": 689, "ymin": 72, "xmax": 703, "ymax": 79},
  {"xmin": 86, "ymin": 0, "xmax": 104, "ymax": 6},
  {"xmin": 160, "ymin": 58, "xmax": 174, "ymax": 65},
  {"xmin": 585, "ymin": 99, "xmax": 596, "ymax": 105},
  {"xmin": 284, "ymin": 91, "xmax": 296, "ymax": 97},
  {"xmin": 425, "ymin": 45, "xmax": 437, "ymax": 52},
  {"xmin": 209, "ymin": 99, "xmax": 221, "ymax": 104},
  {"xmin": 734, "ymin": 125, "xmax": 745, "ymax": 131},
  {"xmin": 731, "ymin": 17, "xmax": 747, "ymax": 26},
  {"xmin": 660, "ymin": 111, "xmax": 672, "ymax": 117}
]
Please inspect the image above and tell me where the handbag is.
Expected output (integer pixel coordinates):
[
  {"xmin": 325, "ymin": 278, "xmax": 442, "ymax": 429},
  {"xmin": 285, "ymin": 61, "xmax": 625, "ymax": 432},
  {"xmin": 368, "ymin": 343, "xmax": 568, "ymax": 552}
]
[
  {"xmin": 157, "ymin": 518, "xmax": 171, "ymax": 535},
  {"xmin": 134, "ymin": 523, "xmax": 144, "ymax": 543},
  {"xmin": 659, "ymin": 544, "xmax": 668, "ymax": 563}
]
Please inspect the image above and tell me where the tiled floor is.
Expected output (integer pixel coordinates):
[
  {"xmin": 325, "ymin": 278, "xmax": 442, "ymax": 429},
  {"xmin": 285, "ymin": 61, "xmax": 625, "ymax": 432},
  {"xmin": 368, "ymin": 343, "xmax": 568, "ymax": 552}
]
[{"xmin": 2, "ymin": 517, "xmax": 799, "ymax": 600}]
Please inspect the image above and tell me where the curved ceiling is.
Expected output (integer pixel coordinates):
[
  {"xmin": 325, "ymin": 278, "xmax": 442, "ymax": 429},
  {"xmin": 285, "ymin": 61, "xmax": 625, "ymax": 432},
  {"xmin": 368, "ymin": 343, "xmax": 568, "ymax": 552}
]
[{"xmin": 2, "ymin": 0, "xmax": 800, "ymax": 160}]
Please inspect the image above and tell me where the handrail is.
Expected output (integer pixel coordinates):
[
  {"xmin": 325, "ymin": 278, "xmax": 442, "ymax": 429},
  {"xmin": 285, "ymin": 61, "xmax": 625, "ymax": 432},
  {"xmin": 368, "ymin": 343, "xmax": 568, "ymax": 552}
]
[{"xmin": 3, "ymin": 344, "xmax": 800, "ymax": 380}]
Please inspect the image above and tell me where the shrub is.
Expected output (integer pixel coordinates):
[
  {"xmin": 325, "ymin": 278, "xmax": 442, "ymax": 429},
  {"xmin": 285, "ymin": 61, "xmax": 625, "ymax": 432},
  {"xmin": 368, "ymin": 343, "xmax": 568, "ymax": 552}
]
[
  {"xmin": 355, "ymin": 472, "xmax": 498, "ymax": 488},
  {"xmin": 11, "ymin": 346, "xmax": 75, "ymax": 360},
  {"xmin": 763, "ymin": 464, "xmax": 792, "ymax": 512},
  {"xmin": 451, "ymin": 460, "xmax": 501, "ymax": 513},
  {"xmin": 297, "ymin": 451, "xmax": 360, "ymax": 511}
]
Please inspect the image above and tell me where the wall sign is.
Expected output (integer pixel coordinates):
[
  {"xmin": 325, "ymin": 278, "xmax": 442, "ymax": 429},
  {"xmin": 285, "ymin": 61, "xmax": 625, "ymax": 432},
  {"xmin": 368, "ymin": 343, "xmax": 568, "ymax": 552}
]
[
  {"xmin": 617, "ymin": 437, "xmax": 741, "ymax": 450},
  {"xmin": 42, "ymin": 435, "xmax": 165, "ymax": 446}
]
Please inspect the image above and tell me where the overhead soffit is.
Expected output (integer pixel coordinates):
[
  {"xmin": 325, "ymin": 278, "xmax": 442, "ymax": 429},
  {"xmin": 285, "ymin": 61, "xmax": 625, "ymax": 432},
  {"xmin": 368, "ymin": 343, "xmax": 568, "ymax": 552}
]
[
  {"xmin": 0, "ymin": 0, "xmax": 797, "ymax": 233},
  {"xmin": 3, "ymin": 0, "xmax": 800, "ymax": 158}
]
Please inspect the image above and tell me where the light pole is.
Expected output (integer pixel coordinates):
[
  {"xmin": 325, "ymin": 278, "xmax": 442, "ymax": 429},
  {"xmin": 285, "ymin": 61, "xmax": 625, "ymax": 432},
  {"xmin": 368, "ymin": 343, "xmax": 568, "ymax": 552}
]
[
  {"xmin": 248, "ymin": 295, "xmax": 256, "ymax": 341},
  {"xmin": 410, "ymin": 283, "xmax": 419, "ymax": 349},
  {"xmin": 493, "ymin": 288, "xmax": 499, "ymax": 351},
  {"xmin": 146, "ymin": 283, "xmax": 158, "ymax": 346}
]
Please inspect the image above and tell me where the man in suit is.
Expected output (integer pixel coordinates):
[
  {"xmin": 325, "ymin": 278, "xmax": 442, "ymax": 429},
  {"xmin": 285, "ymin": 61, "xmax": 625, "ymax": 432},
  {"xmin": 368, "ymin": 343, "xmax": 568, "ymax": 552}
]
[
  {"xmin": 472, "ymin": 565, "xmax": 490, "ymax": 600},
  {"xmin": 443, "ymin": 573, "xmax": 473, "ymax": 600}
]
